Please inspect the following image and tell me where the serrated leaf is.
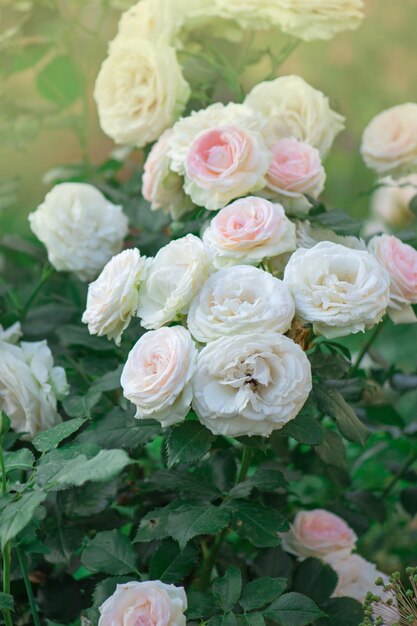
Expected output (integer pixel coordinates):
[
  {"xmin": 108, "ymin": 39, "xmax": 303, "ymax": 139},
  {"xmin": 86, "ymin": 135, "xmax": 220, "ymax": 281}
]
[
  {"xmin": 315, "ymin": 430, "xmax": 347, "ymax": 469},
  {"xmin": 90, "ymin": 366, "xmax": 124, "ymax": 393},
  {"xmin": 0, "ymin": 592, "xmax": 14, "ymax": 611},
  {"xmin": 293, "ymin": 558, "xmax": 338, "ymax": 605},
  {"xmin": 238, "ymin": 613, "xmax": 265, "ymax": 626},
  {"xmin": 3, "ymin": 448, "xmax": 35, "ymax": 473},
  {"xmin": 186, "ymin": 591, "xmax": 217, "ymax": 620},
  {"xmin": 33, "ymin": 418, "xmax": 86, "ymax": 452},
  {"xmin": 82, "ymin": 530, "xmax": 138, "ymax": 575},
  {"xmin": 282, "ymin": 413, "xmax": 324, "ymax": 446},
  {"xmin": 316, "ymin": 598, "xmax": 364, "ymax": 626},
  {"xmin": 36, "ymin": 55, "xmax": 82, "ymax": 108},
  {"xmin": 315, "ymin": 387, "xmax": 368, "ymax": 446},
  {"xmin": 142, "ymin": 469, "xmax": 220, "ymax": 501},
  {"xmin": 229, "ymin": 469, "xmax": 286, "ymax": 499},
  {"xmin": 229, "ymin": 500, "xmax": 288, "ymax": 548},
  {"xmin": 149, "ymin": 540, "xmax": 198, "ymax": 584},
  {"xmin": 212, "ymin": 567, "xmax": 242, "ymax": 612},
  {"xmin": 166, "ymin": 421, "xmax": 215, "ymax": 468},
  {"xmin": 135, "ymin": 502, "xmax": 182, "ymax": 543},
  {"xmin": 166, "ymin": 503, "xmax": 230, "ymax": 549},
  {"xmin": 0, "ymin": 491, "xmax": 46, "ymax": 549},
  {"xmin": 62, "ymin": 392, "xmax": 102, "ymax": 419},
  {"xmin": 239, "ymin": 577, "xmax": 287, "ymax": 612},
  {"xmin": 77, "ymin": 408, "xmax": 161, "ymax": 450},
  {"xmin": 44, "ymin": 522, "xmax": 83, "ymax": 565},
  {"xmin": 264, "ymin": 592, "xmax": 325, "ymax": 626}
]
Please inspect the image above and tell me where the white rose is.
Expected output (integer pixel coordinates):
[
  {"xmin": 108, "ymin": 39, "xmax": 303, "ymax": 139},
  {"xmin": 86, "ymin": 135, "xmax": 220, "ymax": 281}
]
[
  {"xmin": 277, "ymin": 0, "xmax": 364, "ymax": 41},
  {"xmin": 245, "ymin": 75, "xmax": 345, "ymax": 158},
  {"xmin": 98, "ymin": 580, "xmax": 187, "ymax": 626},
  {"xmin": 121, "ymin": 326, "xmax": 197, "ymax": 427},
  {"xmin": 371, "ymin": 175, "xmax": 417, "ymax": 227},
  {"xmin": 295, "ymin": 220, "xmax": 366, "ymax": 250},
  {"xmin": 323, "ymin": 553, "xmax": 388, "ymax": 604},
  {"xmin": 283, "ymin": 242, "xmax": 390, "ymax": 338},
  {"xmin": 202, "ymin": 197, "xmax": 296, "ymax": 268},
  {"xmin": 82, "ymin": 249, "xmax": 148, "ymax": 346},
  {"xmin": 0, "ymin": 340, "xmax": 68, "ymax": 438},
  {"xmin": 212, "ymin": 0, "xmax": 285, "ymax": 30},
  {"xmin": 192, "ymin": 331, "xmax": 312, "ymax": 437},
  {"xmin": 142, "ymin": 130, "xmax": 193, "ymax": 220},
  {"xmin": 187, "ymin": 265, "xmax": 295, "ymax": 342},
  {"xmin": 361, "ymin": 103, "xmax": 417, "ymax": 176},
  {"xmin": 137, "ymin": 234, "xmax": 211, "ymax": 329},
  {"xmin": 94, "ymin": 36, "xmax": 190, "ymax": 147},
  {"xmin": 29, "ymin": 183, "xmax": 128, "ymax": 283}
]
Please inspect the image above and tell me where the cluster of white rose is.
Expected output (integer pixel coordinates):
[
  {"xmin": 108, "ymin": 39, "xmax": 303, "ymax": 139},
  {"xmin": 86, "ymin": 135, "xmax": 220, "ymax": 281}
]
[
  {"xmin": 94, "ymin": 0, "xmax": 364, "ymax": 148},
  {"xmin": 282, "ymin": 509, "xmax": 392, "ymax": 606},
  {"xmin": 0, "ymin": 323, "xmax": 68, "ymax": 438}
]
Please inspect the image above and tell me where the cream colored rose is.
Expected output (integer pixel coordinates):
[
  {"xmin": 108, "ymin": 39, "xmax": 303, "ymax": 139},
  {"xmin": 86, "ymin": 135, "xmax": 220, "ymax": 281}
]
[
  {"xmin": 212, "ymin": 0, "xmax": 285, "ymax": 30},
  {"xmin": 192, "ymin": 331, "xmax": 312, "ymax": 437},
  {"xmin": 202, "ymin": 197, "xmax": 296, "ymax": 268},
  {"xmin": 137, "ymin": 234, "xmax": 211, "ymax": 329},
  {"xmin": 245, "ymin": 75, "xmax": 345, "ymax": 158},
  {"xmin": 82, "ymin": 249, "xmax": 148, "ymax": 346},
  {"xmin": 283, "ymin": 242, "xmax": 390, "ymax": 338},
  {"xmin": 0, "ymin": 340, "xmax": 68, "ymax": 438},
  {"xmin": 142, "ymin": 130, "xmax": 193, "ymax": 220},
  {"xmin": 29, "ymin": 183, "xmax": 128, "ymax": 283},
  {"xmin": 369, "ymin": 235, "xmax": 417, "ymax": 324},
  {"xmin": 323, "ymin": 553, "xmax": 388, "ymax": 604},
  {"xmin": 94, "ymin": 37, "xmax": 190, "ymax": 147},
  {"xmin": 361, "ymin": 104, "xmax": 417, "ymax": 175},
  {"xmin": 188, "ymin": 265, "xmax": 295, "ymax": 342},
  {"xmin": 371, "ymin": 175, "xmax": 417, "ymax": 227},
  {"xmin": 98, "ymin": 580, "xmax": 187, "ymax": 626},
  {"xmin": 121, "ymin": 326, "xmax": 197, "ymax": 427},
  {"xmin": 281, "ymin": 509, "xmax": 357, "ymax": 559},
  {"xmin": 277, "ymin": 0, "xmax": 364, "ymax": 41}
]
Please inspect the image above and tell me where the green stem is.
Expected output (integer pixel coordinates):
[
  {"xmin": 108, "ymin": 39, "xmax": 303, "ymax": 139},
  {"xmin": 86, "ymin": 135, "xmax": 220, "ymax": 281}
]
[
  {"xmin": 352, "ymin": 317, "xmax": 387, "ymax": 373},
  {"xmin": 382, "ymin": 451, "xmax": 417, "ymax": 497},
  {"xmin": 237, "ymin": 444, "xmax": 252, "ymax": 484},
  {"xmin": 20, "ymin": 265, "xmax": 54, "ymax": 321},
  {"xmin": 17, "ymin": 548, "xmax": 41, "ymax": 626},
  {"xmin": 0, "ymin": 442, "xmax": 7, "ymax": 496},
  {"xmin": 0, "ymin": 440, "xmax": 13, "ymax": 626}
]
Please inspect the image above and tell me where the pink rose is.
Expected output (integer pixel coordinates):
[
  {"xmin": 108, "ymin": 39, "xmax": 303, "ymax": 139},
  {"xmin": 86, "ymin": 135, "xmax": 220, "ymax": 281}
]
[
  {"xmin": 265, "ymin": 138, "xmax": 325, "ymax": 213},
  {"xmin": 369, "ymin": 234, "xmax": 417, "ymax": 323},
  {"xmin": 202, "ymin": 196, "xmax": 296, "ymax": 268},
  {"xmin": 98, "ymin": 580, "xmax": 187, "ymax": 626},
  {"xmin": 184, "ymin": 126, "xmax": 270, "ymax": 210},
  {"xmin": 281, "ymin": 509, "xmax": 357, "ymax": 558}
]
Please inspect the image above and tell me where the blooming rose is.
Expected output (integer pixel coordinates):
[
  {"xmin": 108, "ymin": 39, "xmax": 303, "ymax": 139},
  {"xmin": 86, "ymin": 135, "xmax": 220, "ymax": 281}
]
[
  {"xmin": 184, "ymin": 125, "xmax": 270, "ymax": 210},
  {"xmin": 98, "ymin": 580, "xmax": 187, "ymax": 626},
  {"xmin": 283, "ymin": 242, "xmax": 390, "ymax": 338},
  {"xmin": 370, "ymin": 175, "xmax": 417, "ymax": 227},
  {"xmin": 202, "ymin": 197, "xmax": 296, "ymax": 268},
  {"xmin": 121, "ymin": 326, "xmax": 197, "ymax": 427},
  {"xmin": 0, "ymin": 339, "xmax": 68, "ymax": 438},
  {"xmin": 187, "ymin": 265, "xmax": 295, "ymax": 342},
  {"xmin": 361, "ymin": 103, "xmax": 417, "ymax": 175},
  {"xmin": 142, "ymin": 130, "xmax": 193, "ymax": 220},
  {"xmin": 264, "ymin": 138, "xmax": 326, "ymax": 213},
  {"xmin": 277, "ymin": 0, "xmax": 364, "ymax": 41},
  {"xmin": 281, "ymin": 509, "xmax": 357, "ymax": 559},
  {"xmin": 295, "ymin": 220, "xmax": 366, "ymax": 251},
  {"xmin": 245, "ymin": 75, "xmax": 345, "ymax": 157},
  {"xmin": 82, "ymin": 249, "xmax": 148, "ymax": 346},
  {"xmin": 29, "ymin": 183, "xmax": 128, "ymax": 282},
  {"xmin": 368, "ymin": 235, "xmax": 417, "ymax": 324},
  {"xmin": 137, "ymin": 234, "xmax": 211, "ymax": 329},
  {"xmin": 94, "ymin": 37, "xmax": 190, "ymax": 147},
  {"xmin": 192, "ymin": 331, "xmax": 312, "ymax": 437},
  {"xmin": 323, "ymin": 553, "xmax": 388, "ymax": 604}
]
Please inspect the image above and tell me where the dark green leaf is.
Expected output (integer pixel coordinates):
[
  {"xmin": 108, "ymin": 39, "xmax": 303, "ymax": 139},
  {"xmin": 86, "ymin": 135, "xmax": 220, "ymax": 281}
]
[
  {"xmin": 316, "ymin": 598, "xmax": 363, "ymax": 626},
  {"xmin": 0, "ymin": 491, "xmax": 46, "ymax": 549},
  {"xmin": 0, "ymin": 592, "xmax": 14, "ymax": 611},
  {"xmin": 240, "ymin": 578, "xmax": 287, "ymax": 612},
  {"xmin": 238, "ymin": 614, "xmax": 265, "ymax": 626},
  {"xmin": 135, "ymin": 502, "xmax": 182, "ymax": 543},
  {"xmin": 166, "ymin": 421, "xmax": 215, "ymax": 468},
  {"xmin": 282, "ymin": 413, "xmax": 324, "ymax": 446},
  {"xmin": 229, "ymin": 501, "xmax": 288, "ymax": 548},
  {"xmin": 229, "ymin": 469, "xmax": 286, "ymax": 499},
  {"xmin": 57, "ymin": 325, "xmax": 116, "ymax": 352},
  {"xmin": 81, "ymin": 530, "xmax": 138, "ymax": 575},
  {"xmin": 142, "ymin": 469, "xmax": 220, "ymax": 501},
  {"xmin": 36, "ymin": 55, "xmax": 82, "ymax": 108},
  {"xmin": 77, "ymin": 408, "xmax": 161, "ymax": 450},
  {"xmin": 315, "ymin": 430, "xmax": 347, "ymax": 469},
  {"xmin": 62, "ymin": 392, "xmax": 102, "ymax": 419},
  {"xmin": 33, "ymin": 418, "xmax": 86, "ymax": 452},
  {"xmin": 149, "ymin": 540, "xmax": 198, "ymax": 583},
  {"xmin": 44, "ymin": 522, "xmax": 83, "ymax": 565},
  {"xmin": 166, "ymin": 503, "xmax": 230, "ymax": 549},
  {"xmin": 186, "ymin": 591, "xmax": 217, "ymax": 620},
  {"xmin": 401, "ymin": 488, "xmax": 417, "ymax": 515},
  {"xmin": 90, "ymin": 366, "xmax": 124, "ymax": 393},
  {"xmin": 208, "ymin": 614, "xmax": 237, "ymax": 626},
  {"xmin": 212, "ymin": 566, "xmax": 242, "ymax": 612},
  {"xmin": 264, "ymin": 592, "xmax": 325, "ymax": 625},
  {"xmin": 293, "ymin": 558, "xmax": 338, "ymax": 605},
  {"xmin": 315, "ymin": 387, "xmax": 368, "ymax": 446}
]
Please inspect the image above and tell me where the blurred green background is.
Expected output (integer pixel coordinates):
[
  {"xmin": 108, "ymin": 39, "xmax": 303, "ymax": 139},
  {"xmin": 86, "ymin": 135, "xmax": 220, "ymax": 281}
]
[{"xmin": 0, "ymin": 0, "xmax": 416, "ymax": 234}]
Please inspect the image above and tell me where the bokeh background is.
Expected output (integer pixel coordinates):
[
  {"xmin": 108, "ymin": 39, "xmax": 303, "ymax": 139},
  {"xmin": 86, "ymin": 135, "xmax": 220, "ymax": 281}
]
[{"xmin": 1, "ymin": 0, "xmax": 417, "ymax": 235}]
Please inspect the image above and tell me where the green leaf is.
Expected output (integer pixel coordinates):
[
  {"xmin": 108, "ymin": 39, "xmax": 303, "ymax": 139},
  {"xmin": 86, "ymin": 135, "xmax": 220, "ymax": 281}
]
[
  {"xmin": 229, "ymin": 469, "xmax": 286, "ymax": 499},
  {"xmin": 212, "ymin": 566, "xmax": 242, "ymax": 613},
  {"xmin": 0, "ymin": 592, "xmax": 14, "ymax": 611},
  {"xmin": 44, "ymin": 522, "xmax": 83, "ymax": 565},
  {"xmin": 264, "ymin": 592, "xmax": 325, "ymax": 626},
  {"xmin": 135, "ymin": 502, "xmax": 182, "ymax": 543},
  {"xmin": 3, "ymin": 449, "xmax": 35, "ymax": 473},
  {"xmin": 77, "ymin": 408, "xmax": 161, "ymax": 450},
  {"xmin": 315, "ymin": 430, "xmax": 347, "ymax": 469},
  {"xmin": 36, "ymin": 55, "xmax": 82, "ymax": 108},
  {"xmin": 92, "ymin": 577, "xmax": 133, "ymax": 608},
  {"xmin": 186, "ymin": 591, "xmax": 217, "ymax": 620},
  {"xmin": 238, "ymin": 613, "xmax": 265, "ymax": 626},
  {"xmin": 282, "ymin": 413, "xmax": 324, "ymax": 446},
  {"xmin": 57, "ymin": 325, "xmax": 117, "ymax": 352},
  {"xmin": 62, "ymin": 392, "xmax": 102, "ymax": 419},
  {"xmin": 166, "ymin": 503, "xmax": 230, "ymax": 549},
  {"xmin": 401, "ymin": 488, "xmax": 417, "ymax": 515},
  {"xmin": 239, "ymin": 578, "xmax": 287, "ymax": 612},
  {"xmin": 316, "ymin": 598, "xmax": 364, "ymax": 626},
  {"xmin": 293, "ymin": 558, "xmax": 338, "ymax": 606},
  {"xmin": 0, "ymin": 491, "xmax": 46, "ymax": 549},
  {"xmin": 149, "ymin": 540, "xmax": 198, "ymax": 584},
  {"xmin": 33, "ymin": 418, "xmax": 86, "ymax": 452},
  {"xmin": 315, "ymin": 387, "xmax": 368, "ymax": 446},
  {"xmin": 229, "ymin": 501, "xmax": 288, "ymax": 548},
  {"xmin": 166, "ymin": 421, "xmax": 215, "ymax": 468},
  {"xmin": 81, "ymin": 530, "xmax": 138, "ymax": 575},
  {"xmin": 142, "ymin": 469, "xmax": 220, "ymax": 501},
  {"xmin": 208, "ymin": 614, "xmax": 237, "ymax": 626},
  {"xmin": 90, "ymin": 366, "xmax": 124, "ymax": 393},
  {"xmin": 59, "ymin": 481, "xmax": 118, "ymax": 518}
]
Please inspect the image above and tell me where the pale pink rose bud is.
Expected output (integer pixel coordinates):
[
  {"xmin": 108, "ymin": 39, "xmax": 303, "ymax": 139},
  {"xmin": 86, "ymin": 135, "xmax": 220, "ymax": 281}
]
[
  {"xmin": 202, "ymin": 196, "xmax": 296, "ymax": 268},
  {"xmin": 98, "ymin": 580, "xmax": 187, "ymax": 626},
  {"xmin": 281, "ymin": 509, "xmax": 357, "ymax": 559},
  {"xmin": 265, "ymin": 138, "xmax": 326, "ymax": 213},
  {"xmin": 369, "ymin": 234, "xmax": 417, "ymax": 324},
  {"xmin": 184, "ymin": 126, "xmax": 270, "ymax": 211}
]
